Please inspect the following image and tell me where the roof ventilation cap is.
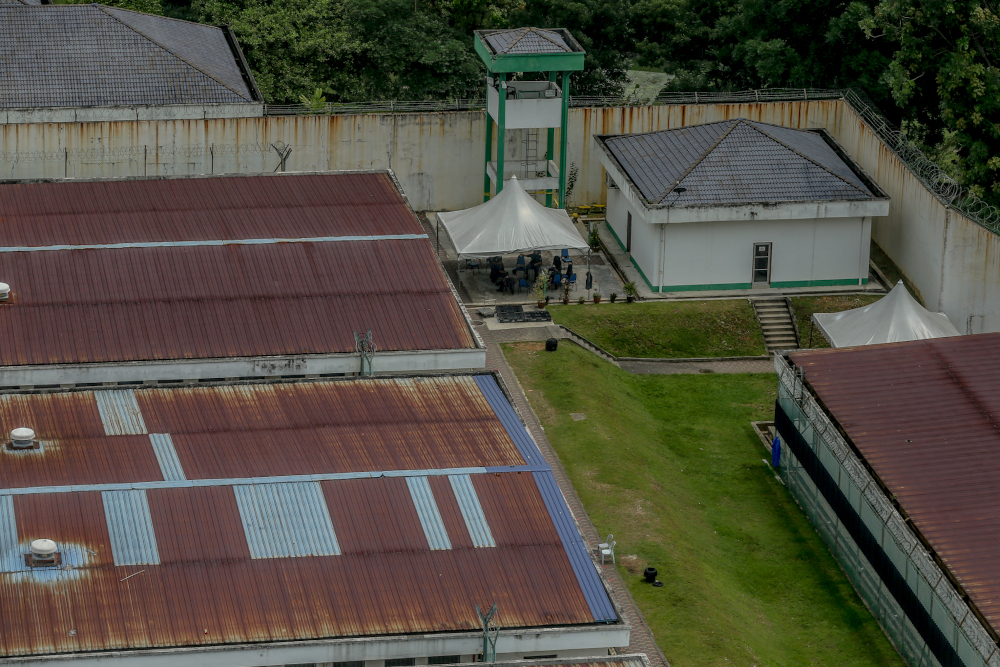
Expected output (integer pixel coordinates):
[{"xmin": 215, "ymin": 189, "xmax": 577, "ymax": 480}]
[
  {"xmin": 30, "ymin": 539, "xmax": 56, "ymax": 559},
  {"xmin": 0, "ymin": 283, "xmax": 9, "ymax": 301},
  {"xmin": 10, "ymin": 427, "xmax": 35, "ymax": 449}
]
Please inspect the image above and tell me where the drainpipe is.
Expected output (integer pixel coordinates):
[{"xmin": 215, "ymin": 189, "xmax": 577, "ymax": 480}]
[
  {"xmin": 496, "ymin": 73, "xmax": 507, "ymax": 194},
  {"xmin": 483, "ymin": 70, "xmax": 493, "ymax": 202},
  {"xmin": 557, "ymin": 70, "xmax": 570, "ymax": 208},
  {"xmin": 546, "ymin": 71, "xmax": 556, "ymax": 208},
  {"xmin": 657, "ymin": 222, "xmax": 665, "ymax": 294}
]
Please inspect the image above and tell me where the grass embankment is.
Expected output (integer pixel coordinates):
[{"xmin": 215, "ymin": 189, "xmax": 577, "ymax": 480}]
[
  {"xmin": 870, "ymin": 242, "xmax": 922, "ymax": 301},
  {"xmin": 504, "ymin": 342, "xmax": 904, "ymax": 667},
  {"xmin": 791, "ymin": 295, "xmax": 883, "ymax": 348},
  {"xmin": 548, "ymin": 300, "xmax": 765, "ymax": 358}
]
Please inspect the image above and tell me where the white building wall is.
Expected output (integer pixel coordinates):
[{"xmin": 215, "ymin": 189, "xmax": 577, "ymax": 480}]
[
  {"xmin": 650, "ymin": 217, "xmax": 868, "ymax": 292},
  {"xmin": 604, "ymin": 187, "xmax": 661, "ymax": 290},
  {"xmin": 0, "ymin": 99, "xmax": 997, "ymax": 331}
]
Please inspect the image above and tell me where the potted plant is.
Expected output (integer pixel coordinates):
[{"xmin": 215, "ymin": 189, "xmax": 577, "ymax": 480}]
[
  {"xmin": 593, "ymin": 290, "xmax": 602, "ymax": 304},
  {"xmin": 609, "ymin": 292, "xmax": 618, "ymax": 303},
  {"xmin": 588, "ymin": 228, "xmax": 601, "ymax": 251},
  {"xmin": 578, "ymin": 296, "xmax": 586, "ymax": 305},
  {"xmin": 533, "ymin": 279, "xmax": 547, "ymax": 308},
  {"xmin": 623, "ymin": 281, "xmax": 638, "ymax": 303}
]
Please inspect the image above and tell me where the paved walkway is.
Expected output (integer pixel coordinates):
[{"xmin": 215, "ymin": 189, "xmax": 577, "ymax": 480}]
[
  {"xmin": 477, "ymin": 325, "xmax": 671, "ymax": 667},
  {"xmin": 486, "ymin": 324, "xmax": 775, "ymax": 375},
  {"xmin": 618, "ymin": 358, "xmax": 774, "ymax": 374}
]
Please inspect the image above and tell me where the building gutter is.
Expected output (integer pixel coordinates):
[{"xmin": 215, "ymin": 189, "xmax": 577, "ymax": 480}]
[{"xmin": 0, "ymin": 623, "xmax": 630, "ymax": 667}]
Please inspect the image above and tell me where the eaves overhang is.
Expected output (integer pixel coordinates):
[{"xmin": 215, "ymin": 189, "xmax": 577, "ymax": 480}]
[
  {"xmin": 594, "ymin": 132, "xmax": 891, "ymax": 224},
  {"xmin": 473, "ymin": 30, "xmax": 585, "ymax": 74}
]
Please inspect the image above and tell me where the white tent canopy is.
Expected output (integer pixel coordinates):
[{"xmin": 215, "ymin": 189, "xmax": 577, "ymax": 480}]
[
  {"xmin": 813, "ymin": 281, "xmax": 961, "ymax": 348},
  {"xmin": 436, "ymin": 176, "xmax": 589, "ymax": 258}
]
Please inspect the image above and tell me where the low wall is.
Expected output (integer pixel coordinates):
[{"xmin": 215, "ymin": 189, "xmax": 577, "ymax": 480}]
[{"xmin": 0, "ymin": 98, "xmax": 996, "ymax": 332}]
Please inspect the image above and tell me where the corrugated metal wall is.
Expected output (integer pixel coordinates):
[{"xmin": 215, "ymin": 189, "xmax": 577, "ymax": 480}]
[{"xmin": 0, "ymin": 100, "xmax": 996, "ymax": 333}]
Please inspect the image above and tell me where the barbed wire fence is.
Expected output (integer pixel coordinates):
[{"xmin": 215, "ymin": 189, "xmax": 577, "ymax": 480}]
[{"xmin": 1, "ymin": 88, "xmax": 997, "ymax": 236}]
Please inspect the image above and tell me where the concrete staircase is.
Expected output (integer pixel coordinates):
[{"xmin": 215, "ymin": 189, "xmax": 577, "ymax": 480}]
[
  {"xmin": 751, "ymin": 297, "xmax": 800, "ymax": 352},
  {"xmin": 557, "ymin": 325, "xmax": 621, "ymax": 366}
]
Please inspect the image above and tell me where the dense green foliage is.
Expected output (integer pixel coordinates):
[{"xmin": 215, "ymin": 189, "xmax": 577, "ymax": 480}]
[
  {"xmin": 504, "ymin": 341, "xmax": 905, "ymax": 666},
  {"xmin": 66, "ymin": 0, "xmax": 1000, "ymax": 202}
]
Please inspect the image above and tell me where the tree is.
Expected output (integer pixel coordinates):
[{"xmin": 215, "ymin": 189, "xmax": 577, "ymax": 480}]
[
  {"xmin": 514, "ymin": 0, "xmax": 634, "ymax": 97},
  {"xmin": 861, "ymin": 0, "xmax": 1000, "ymax": 201},
  {"xmin": 634, "ymin": 0, "xmax": 894, "ymax": 109}
]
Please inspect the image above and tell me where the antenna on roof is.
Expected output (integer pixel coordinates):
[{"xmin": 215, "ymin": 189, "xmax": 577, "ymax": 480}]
[
  {"xmin": 476, "ymin": 603, "xmax": 500, "ymax": 663},
  {"xmin": 354, "ymin": 330, "xmax": 377, "ymax": 377}
]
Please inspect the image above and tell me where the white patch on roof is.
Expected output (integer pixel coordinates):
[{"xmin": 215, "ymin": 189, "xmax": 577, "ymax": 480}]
[
  {"xmin": 234, "ymin": 482, "xmax": 341, "ymax": 559},
  {"xmin": 103, "ymin": 489, "xmax": 160, "ymax": 566},
  {"xmin": 449, "ymin": 474, "xmax": 495, "ymax": 548},
  {"xmin": 149, "ymin": 433, "xmax": 186, "ymax": 481},
  {"xmin": 407, "ymin": 476, "xmax": 452, "ymax": 550},
  {"xmin": 95, "ymin": 390, "xmax": 147, "ymax": 436}
]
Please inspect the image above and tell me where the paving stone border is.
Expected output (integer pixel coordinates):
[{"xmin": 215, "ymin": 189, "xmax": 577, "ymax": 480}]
[{"xmin": 478, "ymin": 324, "xmax": 671, "ymax": 667}]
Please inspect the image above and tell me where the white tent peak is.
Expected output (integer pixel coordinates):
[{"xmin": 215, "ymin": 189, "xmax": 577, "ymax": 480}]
[
  {"xmin": 812, "ymin": 281, "xmax": 961, "ymax": 348},
  {"xmin": 436, "ymin": 176, "xmax": 589, "ymax": 258}
]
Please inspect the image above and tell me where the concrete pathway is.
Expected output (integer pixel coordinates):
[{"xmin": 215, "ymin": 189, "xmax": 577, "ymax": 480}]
[
  {"xmin": 478, "ymin": 324, "xmax": 671, "ymax": 667},
  {"xmin": 487, "ymin": 322, "xmax": 775, "ymax": 375}
]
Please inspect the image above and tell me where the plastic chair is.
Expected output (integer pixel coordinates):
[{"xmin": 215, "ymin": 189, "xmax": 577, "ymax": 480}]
[
  {"xmin": 516, "ymin": 255, "xmax": 526, "ymax": 268},
  {"xmin": 601, "ymin": 540, "xmax": 616, "ymax": 565},
  {"xmin": 518, "ymin": 278, "xmax": 529, "ymax": 294},
  {"xmin": 465, "ymin": 258, "xmax": 480, "ymax": 274},
  {"xmin": 552, "ymin": 273, "xmax": 562, "ymax": 290},
  {"xmin": 561, "ymin": 249, "xmax": 570, "ymax": 261},
  {"xmin": 568, "ymin": 273, "xmax": 577, "ymax": 290},
  {"xmin": 598, "ymin": 534, "xmax": 613, "ymax": 551}
]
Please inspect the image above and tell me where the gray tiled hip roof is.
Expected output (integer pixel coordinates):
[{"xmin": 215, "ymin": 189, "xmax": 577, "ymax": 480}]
[
  {"xmin": 603, "ymin": 119, "xmax": 874, "ymax": 206},
  {"xmin": 483, "ymin": 27, "xmax": 574, "ymax": 54},
  {"xmin": 0, "ymin": 5, "xmax": 255, "ymax": 108}
]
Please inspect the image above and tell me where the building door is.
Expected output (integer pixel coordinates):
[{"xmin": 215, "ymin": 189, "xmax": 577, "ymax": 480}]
[
  {"xmin": 626, "ymin": 212, "xmax": 632, "ymax": 252},
  {"xmin": 752, "ymin": 242, "xmax": 772, "ymax": 285}
]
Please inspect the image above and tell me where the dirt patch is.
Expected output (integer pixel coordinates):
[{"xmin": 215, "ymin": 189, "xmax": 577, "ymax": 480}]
[{"xmin": 619, "ymin": 553, "xmax": 646, "ymax": 575}]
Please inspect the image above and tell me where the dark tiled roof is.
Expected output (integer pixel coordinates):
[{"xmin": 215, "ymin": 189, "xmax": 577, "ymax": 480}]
[
  {"xmin": 0, "ymin": 0, "xmax": 42, "ymax": 5},
  {"xmin": 603, "ymin": 119, "xmax": 874, "ymax": 206},
  {"xmin": 0, "ymin": 5, "xmax": 255, "ymax": 108},
  {"xmin": 483, "ymin": 27, "xmax": 574, "ymax": 54}
]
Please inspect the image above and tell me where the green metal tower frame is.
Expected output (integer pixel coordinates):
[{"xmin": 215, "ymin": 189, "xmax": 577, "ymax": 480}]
[{"xmin": 474, "ymin": 29, "xmax": 585, "ymax": 208}]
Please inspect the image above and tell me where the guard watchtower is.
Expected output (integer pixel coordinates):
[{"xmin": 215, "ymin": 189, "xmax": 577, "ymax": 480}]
[{"xmin": 474, "ymin": 27, "xmax": 585, "ymax": 208}]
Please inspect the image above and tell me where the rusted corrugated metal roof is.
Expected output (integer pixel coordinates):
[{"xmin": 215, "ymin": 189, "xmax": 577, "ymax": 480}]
[
  {"xmin": 0, "ymin": 377, "xmax": 523, "ymax": 488},
  {"xmin": 0, "ymin": 174, "xmax": 474, "ymax": 364},
  {"xmin": 0, "ymin": 174, "xmax": 422, "ymax": 245},
  {"xmin": 0, "ymin": 375, "xmax": 615, "ymax": 656},
  {"xmin": 789, "ymin": 332, "xmax": 1000, "ymax": 635}
]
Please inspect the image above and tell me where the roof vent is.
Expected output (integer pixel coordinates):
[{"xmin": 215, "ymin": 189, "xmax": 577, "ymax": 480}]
[
  {"xmin": 28, "ymin": 538, "xmax": 59, "ymax": 567},
  {"xmin": 10, "ymin": 428, "xmax": 35, "ymax": 449},
  {"xmin": 0, "ymin": 283, "xmax": 8, "ymax": 301}
]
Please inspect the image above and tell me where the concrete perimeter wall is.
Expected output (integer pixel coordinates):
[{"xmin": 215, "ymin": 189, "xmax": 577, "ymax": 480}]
[{"xmin": 0, "ymin": 100, "xmax": 997, "ymax": 332}]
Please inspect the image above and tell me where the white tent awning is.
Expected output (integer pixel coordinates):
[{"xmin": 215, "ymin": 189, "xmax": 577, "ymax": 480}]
[
  {"xmin": 436, "ymin": 176, "xmax": 589, "ymax": 258},
  {"xmin": 813, "ymin": 281, "xmax": 961, "ymax": 348}
]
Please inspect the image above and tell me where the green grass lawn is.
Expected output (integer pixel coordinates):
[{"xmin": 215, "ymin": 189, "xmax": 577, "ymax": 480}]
[
  {"xmin": 504, "ymin": 342, "xmax": 903, "ymax": 667},
  {"xmin": 791, "ymin": 295, "xmax": 884, "ymax": 348},
  {"xmin": 548, "ymin": 300, "xmax": 766, "ymax": 358}
]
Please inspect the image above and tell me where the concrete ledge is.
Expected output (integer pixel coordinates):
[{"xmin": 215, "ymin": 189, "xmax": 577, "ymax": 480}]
[
  {"xmin": 0, "ymin": 349, "xmax": 487, "ymax": 387},
  {"xmin": 0, "ymin": 103, "xmax": 264, "ymax": 125},
  {"xmin": 0, "ymin": 624, "xmax": 631, "ymax": 667}
]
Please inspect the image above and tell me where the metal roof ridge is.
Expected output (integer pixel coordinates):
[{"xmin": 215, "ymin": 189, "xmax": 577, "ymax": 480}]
[
  {"xmin": 527, "ymin": 27, "xmax": 569, "ymax": 51},
  {"xmin": 745, "ymin": 121, "xmax": 873, "ymax": 198},
  {"xmin": 0, "ymin": 233, "xmax": 430, "ymax": 253},
  {"xmin": 654, "ymin": 119, "xmax": 739, "ymax": 204},
  {"xmin": 95, "ymin": 5, "xmax": 253, "ymax": 102},
  {"xmin": 0, "ymin": 465, "xmax": 532, "ymax": 496}
]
